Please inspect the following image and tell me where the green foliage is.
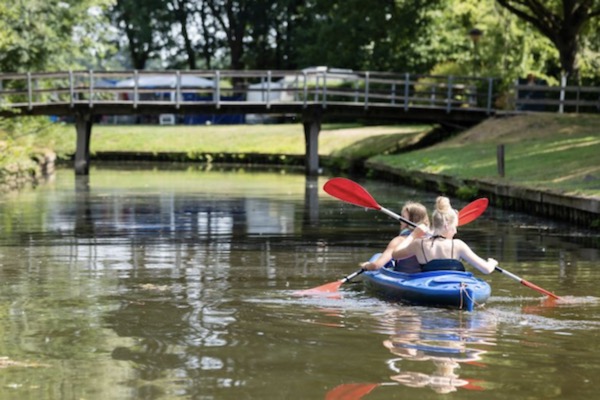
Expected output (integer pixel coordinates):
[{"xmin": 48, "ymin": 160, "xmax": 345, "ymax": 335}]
[
  {"xmin": 0, "ymin": 115, "xmax": 68, "ymax": 167},
  {"xmin": 0, "ymin": 0, "xmax": 115, "ymax": 72},
  {"xmin": 495, "ymin": 0, "xmax": 600, "ymax": 79},
  {"xmin": 293, "ymin": 0, "xmax": 441, "ymax": 72},
  {"xmin": 455, "ymin": 185, "xmax": 479, "ymax": 200},
  {"xmin": 421, "ymin": 0, "xmax": 563, "ymax": 84},
  {"xmin": 2, "ymin": 0, "xmax": 596, "ymax": 87},
  {"xmin": 110, "ymin": 0, "xmax": 174, "ymax": 69}
]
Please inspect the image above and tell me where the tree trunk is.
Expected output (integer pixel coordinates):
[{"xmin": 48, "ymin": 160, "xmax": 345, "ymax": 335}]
[
  {"xmin": 496, "ymin": 0, "xmax": 600, "ymax": 81},
  {"xmin": 174, "ymin": 0, "xmax": 197, "ymax": 70}
]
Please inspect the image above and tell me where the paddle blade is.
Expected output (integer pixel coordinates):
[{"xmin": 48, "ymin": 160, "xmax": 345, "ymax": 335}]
[
  {"xmin": 521, "ymin": 279, "xmax": 561, "ymax": 300},
  {"xmin": 458, "ymin": 198, "xmax": 488, "ymax": 226},
  {"xmin": 324, "ymin": 178, "xmax": 381, "ymax": 210},
  {"xmin": 294, "ymin": 280, "xmax": 343, "ymax": 295},
  {"xmin": 462, "ymin": 379, "xmax": 486, "ymax": 391},
  {"xmin": 325, "ymin": 383, "xmax": 380, "ymax": 400}
]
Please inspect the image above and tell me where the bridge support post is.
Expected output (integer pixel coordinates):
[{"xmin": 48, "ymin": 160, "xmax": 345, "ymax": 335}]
[
  {"xmin": 74, "ymin": 114, "xmax": 93, "ymax": 175},
  {"xmin": 303, "ymin": 112, "xmax": 321, "ymax": 176}
]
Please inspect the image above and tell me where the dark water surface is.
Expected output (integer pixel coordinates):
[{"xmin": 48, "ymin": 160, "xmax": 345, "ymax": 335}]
[{"xmin": 0, "ymin": 164, "xmax": 598, "ymax": 400}]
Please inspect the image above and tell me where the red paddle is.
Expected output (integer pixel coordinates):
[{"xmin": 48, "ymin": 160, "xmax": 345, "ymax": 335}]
[
  {"xmin": 322, "ymin": 178, "xmax": 488, "ymax": 228},
  {"xmin": 457, "ymin": 198, "xmax": 488, "ymax": 226},
  {"xmin": 495, "ymin": 266, "xmax": 561, "ymax": 300},
  {"xmin": 294, "ymin": 269, "xmax": 364, "ymax": 295},
  {"xmin": 325, "ymin": 379, "xmax": 485, "ymax": 399},
  {"xmin": 325, "ymin": 383, "xmax": 380, "ymax": 400}
]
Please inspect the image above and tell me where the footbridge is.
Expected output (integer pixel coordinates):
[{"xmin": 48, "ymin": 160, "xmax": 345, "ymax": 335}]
[{"xmin": 1, "ymin": 69, "xmax": 500, "ymax": 175}]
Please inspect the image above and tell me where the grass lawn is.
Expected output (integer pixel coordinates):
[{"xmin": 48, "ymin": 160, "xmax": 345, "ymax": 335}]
[
  {"xmin": 370, "ymin": 113, "xmax": 600, "ymax": 198},
  {"xmin": 3, "ymin": 113, "xmax": 599, "ymax": 198},
  {"xmin": 47, "ymin": 123, "xmax": 431, "ymax": 156}
]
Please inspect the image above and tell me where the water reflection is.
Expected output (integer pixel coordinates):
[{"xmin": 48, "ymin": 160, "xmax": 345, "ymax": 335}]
[
  {"xmin": 382, "ymin": 309, "xmax": 493, "ymax": 394},
  {"xmin": 326, "ymin": 308, "xmax": 496, "ymax": 398},
  {"xmin": 304, "ymin": 176, "xmax": 319, "ymax": 226}
]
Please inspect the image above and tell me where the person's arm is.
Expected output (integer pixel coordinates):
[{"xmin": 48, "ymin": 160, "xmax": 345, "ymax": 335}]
[
  {"xmin": 391, "ymin": 224, "xmax": 427, "ymax": 260},
  {"xmin": 455, "ymin": 239, "xmax": 497, "ymax": 274},
  {"xmin": 360, "ymin": 236, "xmax": 405, "ymax": 270}
]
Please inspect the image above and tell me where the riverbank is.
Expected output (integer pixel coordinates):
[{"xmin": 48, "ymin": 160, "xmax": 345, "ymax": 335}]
[
  {"xmin": 0, "ymin": 144, "xmax": 55, "ymax": 194},
  {"xmin": 366, "ymin": 113, "xmax": 600, "ymax": 228},
  {"xmin": 2, "ymin": 113, "xmax": 599, "ymax": 227}
]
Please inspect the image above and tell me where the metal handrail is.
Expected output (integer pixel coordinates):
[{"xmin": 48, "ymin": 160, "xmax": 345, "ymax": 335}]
[
  {"xmin": 0, "ymin": 70, "xmax": 492, "ymax": 112},
  {"xmin": 0, "ymin": 69, "xmax": 597, "ymax": 115}
]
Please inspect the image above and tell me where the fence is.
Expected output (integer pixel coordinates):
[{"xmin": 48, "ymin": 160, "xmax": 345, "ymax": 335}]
[
  {"xmin": 0, "ymin": 69, "xmax": 496, "ymax": 115},
  {"xmin": 1, "ymin": 69, "xmax": 597, "ymax": 119}
]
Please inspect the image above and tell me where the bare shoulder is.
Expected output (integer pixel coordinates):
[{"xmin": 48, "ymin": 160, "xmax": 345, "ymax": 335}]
[
  {"xmin": 389, "ymin": 235, "xmax": 406, "ymax": 246},
  {"xmin": 453, "ymin": 238, "xmax": 469, "ymax": 249},
  {"xmin": 384, "ymin": 235, "xmax": 405, "ymax": 251}
]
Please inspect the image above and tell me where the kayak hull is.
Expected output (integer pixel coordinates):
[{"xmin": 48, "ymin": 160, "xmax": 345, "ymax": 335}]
[{"xmin": 362, "ymin": 267, "xmax": 491, "ymax": 311}]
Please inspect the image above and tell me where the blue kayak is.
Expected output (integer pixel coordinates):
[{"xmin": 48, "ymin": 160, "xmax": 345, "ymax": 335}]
[{"xmin": 361, "ymin": 267, "xmax": 491, "ymax": 311}]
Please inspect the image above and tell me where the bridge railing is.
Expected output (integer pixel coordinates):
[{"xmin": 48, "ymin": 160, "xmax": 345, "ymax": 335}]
[
  {"xmin": 0, "ymin": 69, "xmax": 498, "ymax": 115},
  {"xmin": 512, "ymin": 80, "xmax": 600, "ymax": 113},
  {"xmin": 1, "ymin": 69, "xmax": 597, "ymax": 116}
]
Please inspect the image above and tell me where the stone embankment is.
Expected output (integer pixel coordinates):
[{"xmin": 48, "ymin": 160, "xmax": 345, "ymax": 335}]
[{"xmin": 0, "ymin": 149, "xmax": 56, "ymax": 194}]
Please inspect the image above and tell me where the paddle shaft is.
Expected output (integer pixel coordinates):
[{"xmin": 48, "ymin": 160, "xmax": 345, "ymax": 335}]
[
  {"xmin": 342, "ymin": 268, "xmax": 366, "ymax": 283},
  {"xmin": 495, "ymin": 266, "xmax": 561, "ymax": 299},
  {"xmin": 379, "ymin": 206, "xmax": 418, "ymax": 228}
]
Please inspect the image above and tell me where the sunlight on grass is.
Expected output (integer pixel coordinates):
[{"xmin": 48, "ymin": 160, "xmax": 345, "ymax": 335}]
[
  {"xmin": 371, "ymin": 115, "xmax": 600, "ymax": 197},
  {"xmin": 4, "ymin": 113, "xmax": 599, "ymax": 198},
  {"xmin": 48, "ymin": 123, "xmax": 428, "ymax": 156}
]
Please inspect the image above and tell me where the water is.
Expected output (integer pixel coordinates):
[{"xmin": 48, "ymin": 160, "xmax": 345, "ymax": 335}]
[{"xmin": 0, "ymin": 164, "xmax": 598, "ymax": 399}]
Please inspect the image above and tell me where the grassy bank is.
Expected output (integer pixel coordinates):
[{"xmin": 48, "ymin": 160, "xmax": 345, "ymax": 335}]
[
  {"xmin": 2, "ymin": 113, "xmax": 599, "ymax": 199},
  {"xmin": 370, "ymin": 113, "xmax": 600, "ymax": 198},
  {"xmin": 47, "ymin": 123, "xmax": 431, "ymax": 157}
]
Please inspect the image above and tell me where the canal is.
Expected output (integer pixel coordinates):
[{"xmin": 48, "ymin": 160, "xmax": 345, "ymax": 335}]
[{"xmin": 0, "ymin": 164, "xmax": 598, "ymax": 399}]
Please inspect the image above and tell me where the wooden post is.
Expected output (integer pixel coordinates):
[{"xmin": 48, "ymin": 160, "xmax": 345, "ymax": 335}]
[
  {"xmin": 303, "ymin": 110, "xmax": 321, "ymax": 176},
  {"xmin": 75, "ymin": 113, "xmax": 93, "ymax": 175},
  {"xmin": 497, "ymin": 144, "xmax": 505, "ymax": 178}
]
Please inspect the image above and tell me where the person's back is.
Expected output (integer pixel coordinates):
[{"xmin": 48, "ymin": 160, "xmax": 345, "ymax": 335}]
[{"xmin": 418, "ymin": 235, "xmax": 465, "ymax": 272}]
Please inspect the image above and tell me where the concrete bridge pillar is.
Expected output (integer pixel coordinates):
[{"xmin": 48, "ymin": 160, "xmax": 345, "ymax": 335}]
[
  {"xmin": 303, "ymin": 110, "xmax": 321, "ymax": 176},
  {"xmin": 74, "ymin": 114, "xmax": 93, "ymax": 175}
]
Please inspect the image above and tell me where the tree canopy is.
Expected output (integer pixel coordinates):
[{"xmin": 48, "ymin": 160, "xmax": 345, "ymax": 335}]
[
  {"xmin": 0, "ymin": 0, "xmax": 599, "ymax": 86},
  {"xmin": 0, "ymin": 0, "xmax": 115, "ymax": 72},
  {"xmin": 496, "ymin": 0, "xmax": 600, "ymax": 80}
]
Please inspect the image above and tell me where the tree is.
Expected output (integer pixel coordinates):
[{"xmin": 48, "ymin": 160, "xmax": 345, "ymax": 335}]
[
  {"xmin": 205, "ymin": 0, "xmax": 251, "ymax": 70},
  {"xmin": 0, "ymin": 0, "xmax": 115, "ymax": 72},
  {"xmin": 110, "ymin": 0, "xmax": 172, "ymax": 69},
  {"xmin": 291, "ymin": 0, "xmax": 439, "ymax": 72},
  {"xmin": 170, "ymin": 0, "xmax": 197, "ymax": 69},
  {"xmin": 496, "ymin": 0, "xmax": 600, "ymax": 79},
  {"xmin": 241, "ymin": 0, "xmax": 304, "ymax": 70}
]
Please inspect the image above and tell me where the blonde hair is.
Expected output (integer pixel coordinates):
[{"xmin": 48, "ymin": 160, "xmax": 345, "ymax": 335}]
[
  {"xmin": 402, "ymin": 201, "xmax": 430, "ymax": 226},
  {"xmin": 431, "ymin": 196, "xmax": 457, "ymax": 230}
]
